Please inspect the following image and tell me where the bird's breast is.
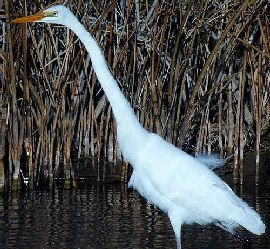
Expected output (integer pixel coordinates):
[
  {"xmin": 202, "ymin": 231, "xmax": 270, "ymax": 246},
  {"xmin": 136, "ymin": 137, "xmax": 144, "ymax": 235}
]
[{"xmin": 116, "ymin": 122, "xmax": 148, "ymax": 164}]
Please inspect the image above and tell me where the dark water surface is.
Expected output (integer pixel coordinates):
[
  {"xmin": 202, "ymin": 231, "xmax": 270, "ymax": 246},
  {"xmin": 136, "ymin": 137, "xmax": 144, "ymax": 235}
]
[{"xmin": 0, "ymin": 177, "xmax": 269, "ymax": 249}]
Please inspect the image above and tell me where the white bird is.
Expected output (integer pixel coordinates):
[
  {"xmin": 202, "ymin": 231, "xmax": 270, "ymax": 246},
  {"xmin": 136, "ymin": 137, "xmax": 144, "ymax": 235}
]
[{"xmin": 11, "ymin": 5, "xmax": 265, "ymax": 249}]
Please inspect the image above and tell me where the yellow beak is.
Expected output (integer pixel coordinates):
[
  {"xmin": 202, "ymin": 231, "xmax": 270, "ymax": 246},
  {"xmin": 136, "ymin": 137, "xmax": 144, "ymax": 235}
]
[{"xmin": 11, "ymin": 12, "xmax": 45, "ymax": 23}]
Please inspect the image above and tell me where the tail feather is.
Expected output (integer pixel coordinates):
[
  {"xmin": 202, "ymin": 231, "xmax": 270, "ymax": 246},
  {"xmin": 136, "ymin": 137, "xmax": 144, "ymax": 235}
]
[
  {"xmin": 236, "ymin": 204, "xmax": 265, "ymax": 235},
  {"xmin": 217, "ymin": 192, "xmax": 265, "ymax": 236},
  {"xmin": 196, "ymin": 154, "xmax": 224, "ymax": 169}
]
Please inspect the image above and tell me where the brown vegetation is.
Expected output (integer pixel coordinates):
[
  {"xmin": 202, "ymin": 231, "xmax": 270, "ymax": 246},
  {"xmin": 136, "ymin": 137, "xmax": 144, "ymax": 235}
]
[{"xmin": 0, "ymin": 0, "xmax": 269, "ymax": 190}]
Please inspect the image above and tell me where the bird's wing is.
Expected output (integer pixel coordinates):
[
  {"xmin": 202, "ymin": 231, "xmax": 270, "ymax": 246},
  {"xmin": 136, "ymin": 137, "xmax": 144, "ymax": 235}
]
[
  {"xmin": 141, "ymin": 160, "xmax": 243, "ymax": 224},
  {"xmin": 136, "ymin": 134, "xmax": 243, "ymax": 221}
]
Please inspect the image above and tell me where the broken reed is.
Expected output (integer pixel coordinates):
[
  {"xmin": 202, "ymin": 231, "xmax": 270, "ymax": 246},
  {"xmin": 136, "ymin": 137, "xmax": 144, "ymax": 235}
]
[{"xmin": 0, "ymin": 0, "xmax": 269, "ymax": 189}]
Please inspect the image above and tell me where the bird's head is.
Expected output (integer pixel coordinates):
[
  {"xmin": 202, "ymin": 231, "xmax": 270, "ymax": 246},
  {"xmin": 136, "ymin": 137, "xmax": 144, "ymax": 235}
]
[{"xmin": 11, "ymin": 5, "xmax": 71, "ymax": 25}]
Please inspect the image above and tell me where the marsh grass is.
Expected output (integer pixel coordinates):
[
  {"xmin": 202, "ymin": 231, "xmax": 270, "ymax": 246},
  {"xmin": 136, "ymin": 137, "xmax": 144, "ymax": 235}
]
[{"xmin": 0, "ymin": 0, "xmax": 269, "ymax": 189}]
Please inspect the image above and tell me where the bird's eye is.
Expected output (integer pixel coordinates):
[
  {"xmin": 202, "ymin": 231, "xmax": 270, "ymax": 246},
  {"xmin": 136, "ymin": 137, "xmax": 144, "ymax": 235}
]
[{"xmin": 52, "ymin": 11, "xmax": 58, "ymax": 17}]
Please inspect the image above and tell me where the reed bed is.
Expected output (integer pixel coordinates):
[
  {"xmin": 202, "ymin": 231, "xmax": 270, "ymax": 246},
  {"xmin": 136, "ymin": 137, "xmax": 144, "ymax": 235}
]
[{"xmin": 0, "ymin": 0, "xmax": 269, "ymax": 189}]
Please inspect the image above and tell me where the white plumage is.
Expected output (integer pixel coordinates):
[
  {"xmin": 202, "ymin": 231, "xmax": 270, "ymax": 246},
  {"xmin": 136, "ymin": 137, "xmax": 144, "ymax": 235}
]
[{"xmin": 12, "ymin": 5, "xmax": 265, "ymax": 248}]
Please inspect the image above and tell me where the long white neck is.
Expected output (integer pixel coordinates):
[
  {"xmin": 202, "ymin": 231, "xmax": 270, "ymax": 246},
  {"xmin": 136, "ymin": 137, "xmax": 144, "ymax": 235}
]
[
  {"xmin": 64, "ymin": 13, "xmax": 147, "ymax": 162},
  {"xmin": 65, "ymin": 17, "xmax": 132, "ymax": 122}
]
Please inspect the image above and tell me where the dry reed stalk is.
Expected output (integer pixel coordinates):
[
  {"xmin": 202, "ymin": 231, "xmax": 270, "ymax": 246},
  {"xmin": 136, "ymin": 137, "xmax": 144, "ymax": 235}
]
[
  {"xmin": 3, "ymin": 0, "xmax": 269, "ymax": 189},
  {"xmin": 168, "ymin": 0, "xmax": 193, "ymax": 105},
  {"xmin": 0, "ymin": 47, "xmax": 7, "ymax": 190},
  {"xmin": 103, "ymin": 106, "xmax": 111, "ymax": 161},
  {"xmin": 195, "ymin": 109, "xmax": 204, "ymax": 155},
  {"xmin": 239, "ymin": 53, "xmax": 247, "ymax": 185},
  {"xmin": 121, "ymin": 162, "xmax": 129, "ymax": 183},
  {"xmin": 227, "ymin": 75, "xmax": 234, "ymax": 156},
  {"xmin": 178, "ymin": 0, "xmax": 250, "ymax": 147},
  {"xmin": 247, "ymin": 50, "xmax": 259, "ymax": 185},
  {"xmin": 218, "ymin": 82, "xmax": 224, "ymax": 158},
  {"xmin": 0, "ymin": 108, "xmax": 6, "ymax": 189},
  {"xmin": 255, "ymin": 53, "xmax": 262, "ymax": 186},
  {"xmin": 22, "ymin": 0, "xmax": 33, "ymax": 188},
  {"xmin": 5, "ymin": 0, "xmax": 20, "ymax": 189},
  {"xmin": 98, "ymin": 108, "xmax": 105, "ymax": 162},
  {"xmin": 65, "ymin": 48, "xmax": 85, "ymax": 185},
  {"xmin": 28, "ymin": 28, "xmax": 53, "ymax": 100},
  {"xmin": 205, "ymin": 94, "xmax": 212, "ymax": 154},
  {"xmin": 150, "ymin": 14, "xmax": 162, "ymax": 135},
  {"xmin": 233, "ymin": 75, "xmax": 241, "ymax": 184}
]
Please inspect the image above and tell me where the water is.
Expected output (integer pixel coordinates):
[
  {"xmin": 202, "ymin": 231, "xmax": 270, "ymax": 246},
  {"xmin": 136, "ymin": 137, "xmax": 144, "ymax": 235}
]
[{"xmin": 0, "ymin": 179, "xmax": 269, "ymax": 249}]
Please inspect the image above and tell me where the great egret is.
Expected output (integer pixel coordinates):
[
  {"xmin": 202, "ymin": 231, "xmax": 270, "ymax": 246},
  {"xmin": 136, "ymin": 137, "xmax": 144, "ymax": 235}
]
[{"xmin": 11, "ymin": 5, "xmax": 265, "ymax": 249}]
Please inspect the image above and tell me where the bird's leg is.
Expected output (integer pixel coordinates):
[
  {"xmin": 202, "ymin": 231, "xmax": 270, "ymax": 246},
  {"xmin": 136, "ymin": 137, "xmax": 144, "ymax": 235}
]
[
  {"xmin": 234, "ymin": 233, "xmax": 252, "ymax": 249},
  {"xmin": 216, "ymin": 222, "xmax": 252, "ymax": 249},
  {"xmin": 176, "ymin": 234, "xmax": 181, "ymax": 249},
  {"xmin": 174, "ymin": 226, "xmax": 181, "ymax": 249},
  {"xmin": 169, "ymin": 213, "xmax": 182, "ymax": 249}
]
